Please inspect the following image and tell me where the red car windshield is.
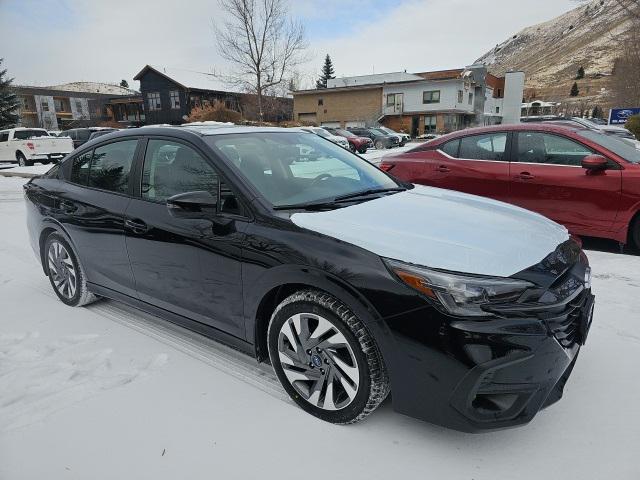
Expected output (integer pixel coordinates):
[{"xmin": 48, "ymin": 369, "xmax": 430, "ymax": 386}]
[{"xmin": 578, "ymin": 130, "xmax": 640, "ymax": 164}]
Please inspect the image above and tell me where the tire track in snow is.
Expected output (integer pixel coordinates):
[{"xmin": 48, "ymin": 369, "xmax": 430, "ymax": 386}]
[{"xmin": 0, "ymin": 232, "xmax": 288, "ymax": 405}]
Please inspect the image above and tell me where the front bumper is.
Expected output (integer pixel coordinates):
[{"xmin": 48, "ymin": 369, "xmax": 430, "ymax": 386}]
[{"xmin": 371, "ymin": 241, "xmax": 593, "ymax": 432}]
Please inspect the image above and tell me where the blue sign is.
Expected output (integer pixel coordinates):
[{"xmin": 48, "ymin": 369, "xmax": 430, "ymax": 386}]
[{"xmin": 609, "ymin": 107, "xmax": 640, "ymax": 125}]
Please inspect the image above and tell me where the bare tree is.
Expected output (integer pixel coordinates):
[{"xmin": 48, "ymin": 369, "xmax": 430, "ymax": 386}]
[{"xmin": 214, "ymin": 0, "xmax": 307, "ymax": 121}]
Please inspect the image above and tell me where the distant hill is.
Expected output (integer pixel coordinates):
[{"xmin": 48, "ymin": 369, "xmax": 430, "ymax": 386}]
[{"xmin": 475, "ymin": 0, "xmax": 634, "ymax": 107}]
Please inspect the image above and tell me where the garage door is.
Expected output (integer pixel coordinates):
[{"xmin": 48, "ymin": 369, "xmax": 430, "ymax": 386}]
[
  {"xmin": 345, "ymin": 121, "xmax": 365, "ymax": 128},
  {"xmin": 298, "ymin": 113, "xmax": 317, "ymax": 123}
]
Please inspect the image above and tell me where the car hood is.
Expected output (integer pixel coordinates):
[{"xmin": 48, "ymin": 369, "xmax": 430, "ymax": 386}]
[{"xmin": 290, "ymin": 185, "xmax": 569, "ymax": 277}]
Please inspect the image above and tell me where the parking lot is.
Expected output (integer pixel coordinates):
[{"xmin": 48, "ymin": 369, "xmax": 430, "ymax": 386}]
[{"xmin": 1, "ymin": 175, "xmax": 639, "ymax": 480}]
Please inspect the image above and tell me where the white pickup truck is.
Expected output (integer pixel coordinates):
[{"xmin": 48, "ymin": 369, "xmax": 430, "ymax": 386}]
[{"xmin": 0, "ymin": 128, "xmax": 74, "ymax": 167}]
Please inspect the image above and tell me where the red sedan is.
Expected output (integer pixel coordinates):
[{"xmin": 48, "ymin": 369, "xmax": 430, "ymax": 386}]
[{"xmin": 380, "ymin": 124, "xmax": 640, "ymax": 248}]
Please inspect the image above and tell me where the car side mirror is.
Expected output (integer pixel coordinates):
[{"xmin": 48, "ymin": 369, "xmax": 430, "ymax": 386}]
[
  {"xmin": 581, "ymin": 155, "xmax": 608, "ymax": 171},
  {"xmin": 166, "ymin": 191, "xmax": 218, "ymax": 218}
]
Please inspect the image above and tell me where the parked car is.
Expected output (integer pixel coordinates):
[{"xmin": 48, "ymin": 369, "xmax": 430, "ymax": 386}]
[
  {"xmin": 347, "ymin": 126, "xmax": 400, "ymax": 149},
  {"xmin": 88, "ymin": 128, "xmax": 120, "ymax": 141},
  {"xmin": 25, "ymin": 125, "xmax": 594, "ymax": 432},
  {"xmin": 323, "ymin": 127, "xmax": 372, "ymax": 153},
  {"xmin": 374, "ymin": 126, "xmax": 410, "ymax": 146},
  {"xmin": 0, "ymin": 127, "xmax": 73, "ymax": 166},
  {"xmin": 380, "ymin": 123, "xmax": 640, "ymax": 248},
  {"xmin": 522, "ymin": 116, "xmax": 636, "ymax": 140},
  {"xmin": 299, "ymin": 127, "xmax": 350, "ymax": 149},
  {"xmin": 59, "ymin": 127, "xmax": 117, "ymax": 149}
]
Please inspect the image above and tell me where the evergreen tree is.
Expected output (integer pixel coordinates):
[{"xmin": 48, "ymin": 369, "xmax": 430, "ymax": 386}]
[
  {"xmin": 576, "ymin": 66, "xmax": 585, "ymax": 79},
  {"xmin": 570, "ymin": 82, "xmax": 580, "ymax": 97},
  {"xmin": 0, "ymin": 59, "xmax": 19, "ymax": 128},
  {"xmin": 592, "ymin": 105, "xmax": 603, "ymax": 119},
  {"xmin": 315, "ymin": 54, "xmax": 335, "ymax": 89},
  {"xmin": 120, "ymin": 79, "xmax": 129, "ymax": 88}
]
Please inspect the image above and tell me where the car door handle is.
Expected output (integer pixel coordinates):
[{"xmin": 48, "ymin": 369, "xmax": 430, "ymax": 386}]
[
  {"xmin": 59, "ymin": 200, "xmax": 77, "ymax": 214},
  {"xmin": 125, "ymin": 218, "xmax": 149, "ymax": 234},
  {"xmin": 436, "ymin": 165, "xmax": 450, "ymax": 173},
  {"xmin": 516, "ymin": 172, "xmax": 535, "ymax": 180}
]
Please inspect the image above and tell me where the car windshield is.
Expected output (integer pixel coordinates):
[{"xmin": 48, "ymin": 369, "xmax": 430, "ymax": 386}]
[
  {"xmin": 578, "ymin": 130, "xmax": 640, "ymax": 164},
  {"xmin": 370, "ymin": 128, "xmax": 389, "ymax": 136},
  {"xmin": 13, "ymin": 129, "xmax": 49, "ymax": 139},
  {"xmin": 380, "ymin": 127, "xmax": 395, "ymax": 134},
  {"xmin": 207, "ymin": 132, "xmax": 400, "ymax": 207}
]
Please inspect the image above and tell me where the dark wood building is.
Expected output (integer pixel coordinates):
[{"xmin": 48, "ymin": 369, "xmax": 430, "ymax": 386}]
[{"xmin": 133, "ymin": 65, "xmax": 292, "ymax": 124}]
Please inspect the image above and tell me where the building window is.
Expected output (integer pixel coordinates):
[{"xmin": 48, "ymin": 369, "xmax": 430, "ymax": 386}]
[
  {"xmin": 170, "ymin": 90, "xmax": 180, "ymax": 110},
  {"xmin": 147, "ymin": 92, "xmax": 161, "ymax": 111},
  {"xmin": 496, "ymin": 106, "xmax": 500, "ymax": 114},
  {"xmin": 497, "ymin": 88, "xmax": 502, "ymax": 97},
  {"xmin": 457, "ymin": 90, "xmax": 464, "ymax": 104},
  {"xmin": 468, "ymin": 92, "xmax": 473, "ymax": 105},
  {"xmin": 75, "ymin": 100, "xmax": 83, "ymax": 112},
  {"xmin": 54, "ymin": 98, "xmax": 65, "ymax": 112},
  {"xmin": 424, "ymin": 115, "xmax": 437, "ymax": 133},
  {"xmin": 422, "ymin": 90, "xmax": 440, "ymax": 104},
  {"xmin": 317, "ymin": 98, "xmax": 324, "ymax": 106},
  {"xmin": 40, "ymin": 100, "xmax": 50, "ymax": 112},
  {"xmin": 386, "ymin": 94, "xmax": 396, "ymax": 107}
]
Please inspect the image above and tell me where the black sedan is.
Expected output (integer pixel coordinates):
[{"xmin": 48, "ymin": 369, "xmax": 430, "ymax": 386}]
[{"xmin": 24, "ymin": 125, "xmax": 594, "ymax": 431}]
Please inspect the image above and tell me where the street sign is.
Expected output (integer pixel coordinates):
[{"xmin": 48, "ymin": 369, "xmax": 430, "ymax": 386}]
[{"xmin": 609, "ymin": 107, "xmax": 640, "ymax": 125}]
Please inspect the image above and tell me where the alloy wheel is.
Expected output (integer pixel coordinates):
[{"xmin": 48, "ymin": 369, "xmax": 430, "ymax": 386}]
[
  {"xmin": 276, "ymin": 312, "xmax": 360, "ymax": 411},
  {"xmin": 47, "ymin": 240, "xmax": 77, "ymax": 299}
]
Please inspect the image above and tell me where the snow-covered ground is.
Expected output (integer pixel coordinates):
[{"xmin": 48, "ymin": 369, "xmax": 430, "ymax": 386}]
[{"xmin": 1, "ymin": 175, "xmax": 639, "ymax": 480}]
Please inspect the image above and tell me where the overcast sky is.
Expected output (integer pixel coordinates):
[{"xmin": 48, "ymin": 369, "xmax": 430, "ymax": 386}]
[{"xmin": 0, "ymin": 0, "xmax": 578, "ymax": 90}]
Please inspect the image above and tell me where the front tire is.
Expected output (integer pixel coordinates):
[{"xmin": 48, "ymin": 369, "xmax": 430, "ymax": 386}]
[
  {"xmin": 374, "ymin": 140, "xmax": 384, "ymax": 150},
  {"xmin": 357, "ymin": 147, "xmax": 368, "ymax": 154},
  {"xmin": 44, "ymin": 233, "xmax": 98, "ymax": 307},
  {"xmin": 268, "ymin": 290, "xmax": 389, "ymax": 424},
  {"xmin": 348, "ymin": 143, "xmax": 356, "ymax": 153}
]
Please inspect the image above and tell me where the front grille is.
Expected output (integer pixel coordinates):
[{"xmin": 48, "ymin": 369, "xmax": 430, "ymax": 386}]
[{"xmin": 544, "ymin": 290, "xmax": 587, "ymax": 348}]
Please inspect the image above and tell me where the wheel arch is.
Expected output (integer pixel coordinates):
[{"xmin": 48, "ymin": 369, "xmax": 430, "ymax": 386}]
[
  {"xmin": 249, "ymin": 267, "xmax": 382, "ymax": 363},
  {"xmin": 38, "ymin": 220, "xmax": 77, "ymax": 276}
]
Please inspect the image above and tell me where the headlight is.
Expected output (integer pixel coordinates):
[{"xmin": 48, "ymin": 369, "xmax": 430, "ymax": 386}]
[{"xmin": 384, "ymin": 258, "xmax": 534, "ymax": 317}]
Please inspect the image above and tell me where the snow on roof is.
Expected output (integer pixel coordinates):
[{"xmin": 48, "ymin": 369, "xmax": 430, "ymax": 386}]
[
  {"xmin": 140, "ymin": 65, "xmax": 234, "ymax": 92},
  {"xmin": 327, "ymin": 72, "xmax": 424, "ymax": 89},
  {"xmin": 46, "ymin": 82, "xmax": 138, "ymax": 96}
]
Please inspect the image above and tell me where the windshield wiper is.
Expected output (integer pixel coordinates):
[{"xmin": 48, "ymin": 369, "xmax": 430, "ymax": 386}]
[
  {"xmin": 334, "ymin": 187, "xmax": 407, "ymax": 202},
  {"xmin": 273, "ymin": 187, "xmax": 408, "ymax": 211}
]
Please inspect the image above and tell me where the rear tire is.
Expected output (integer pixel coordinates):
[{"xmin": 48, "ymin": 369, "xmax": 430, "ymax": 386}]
[
  {"xmin": 44, "ymin": 233, "xmax": 98, "ymax": 307},
  {"xmin": 16, "ymin": 152, "xmax": 33, "ymax": 167},
  {"xmin": 268, "ymin": 289, "xmax": 389, "ymax": 424}
]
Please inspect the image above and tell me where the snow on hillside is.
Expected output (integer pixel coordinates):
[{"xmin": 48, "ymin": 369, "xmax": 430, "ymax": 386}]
[{"xmin": 476, "ymin": 0, "xmax": 632, "ymax": 90}]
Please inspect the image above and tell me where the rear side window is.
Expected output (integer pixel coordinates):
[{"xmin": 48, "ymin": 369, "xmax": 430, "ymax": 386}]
[
  {"xmin": 0, "ymin": 132, "xmax": 8, "ymax": 142},
  {"xmin": 13, "ymin": 129, "xmax": 49, "ymax": 140},
  {"xmin": 459, "ymin": 133, "xmax": 507, "ymax": 161},
  {"xmin": 440, "ymin": 139, "xmax": 460, "ymax": 157},
  {"xmin": 87, "ymin": 140, "xmax": 138, "ymax": 193}
]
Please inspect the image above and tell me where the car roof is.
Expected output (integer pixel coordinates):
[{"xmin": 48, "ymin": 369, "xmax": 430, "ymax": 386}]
[
  {"xmin": 431, "ymin": 123, "xmax": 585, "ymax": 143},
  {"xmin": 75, "ymin": 124, "xmax": 309, "ymax": 150}
]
